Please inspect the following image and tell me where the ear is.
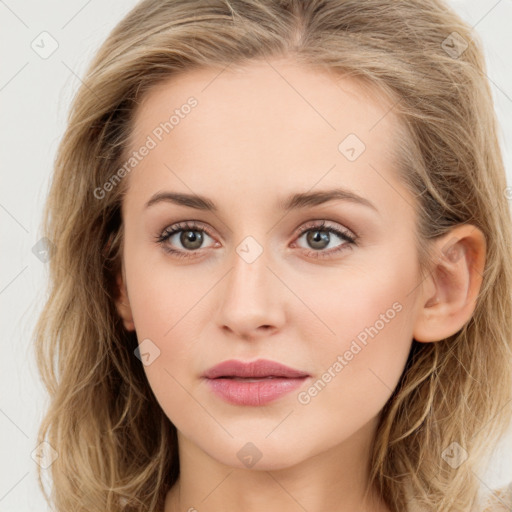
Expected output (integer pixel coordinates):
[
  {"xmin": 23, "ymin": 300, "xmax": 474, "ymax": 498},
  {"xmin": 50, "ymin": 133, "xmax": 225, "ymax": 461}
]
[
  {"xmin": 413, "ymin": 224, "xmax": 486, "ymax": 343},
  {"xmin": 115, "ymin": 268, "xmax": 135, "ymax": 332}
]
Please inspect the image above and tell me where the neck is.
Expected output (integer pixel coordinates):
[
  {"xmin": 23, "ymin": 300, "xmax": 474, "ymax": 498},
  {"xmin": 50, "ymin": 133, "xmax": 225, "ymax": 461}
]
[{"xmin": 164, "ymin": 416, "xmax": 390, "ymax": 512}]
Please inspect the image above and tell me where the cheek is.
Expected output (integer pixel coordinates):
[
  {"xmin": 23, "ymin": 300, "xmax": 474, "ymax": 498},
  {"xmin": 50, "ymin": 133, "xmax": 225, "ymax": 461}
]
[
  {"xmin": 295, "ymin": 258, "xmax": 416, "ymax": 409},
  {"xmin": 292, "ymin": 258, "xmax": 413, "ymax": 355},
  {"xmin": 125, "ymin": 268, "xmax": 205, "ymax": 428},
  {"xmin": 293, "ymin": 290, "xmax": 413, "ymax": 451},
  {"xmin": 124, "ymin": 242, "xmax": 210, "ymax": 341}
]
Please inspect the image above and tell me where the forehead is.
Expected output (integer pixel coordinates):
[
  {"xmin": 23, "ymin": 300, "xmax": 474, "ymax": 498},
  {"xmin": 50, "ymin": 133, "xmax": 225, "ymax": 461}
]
[{"xmin": 124, "ymin": 58, "xmax": 407, "ymax": 215}]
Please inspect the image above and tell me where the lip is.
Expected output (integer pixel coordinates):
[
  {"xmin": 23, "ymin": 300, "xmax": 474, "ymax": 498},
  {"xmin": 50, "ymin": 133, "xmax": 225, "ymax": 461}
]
[
  {"xmin": 203, "ymin": 358, "xmax": 309, "ymax": 379},
  {"xmin": 203, "ymin": 359, "xmax": 310, "ymax": 406}
]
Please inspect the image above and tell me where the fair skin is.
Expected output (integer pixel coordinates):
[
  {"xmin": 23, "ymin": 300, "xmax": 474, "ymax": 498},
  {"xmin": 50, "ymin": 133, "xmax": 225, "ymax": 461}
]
[{"xmin": 114, "ymin": 58, "xmax": 486, "ymax": 512}]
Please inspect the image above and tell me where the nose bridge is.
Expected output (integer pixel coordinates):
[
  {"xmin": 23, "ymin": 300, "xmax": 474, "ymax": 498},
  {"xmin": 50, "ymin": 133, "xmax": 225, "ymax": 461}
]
[{"xmin": 216, "ymin": 235, "xmax": 286, "ymax": 337}]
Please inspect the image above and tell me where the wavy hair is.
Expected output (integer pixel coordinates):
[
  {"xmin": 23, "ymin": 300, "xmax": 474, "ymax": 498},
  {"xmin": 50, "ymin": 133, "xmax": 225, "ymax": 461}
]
[{"xmin": 34, "ymin": 0, "xmax": 512, "ymax": 510}]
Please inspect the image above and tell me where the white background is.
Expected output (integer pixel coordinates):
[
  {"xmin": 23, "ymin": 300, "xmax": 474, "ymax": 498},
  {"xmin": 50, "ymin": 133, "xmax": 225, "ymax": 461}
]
[{"xmin": 1, "ymin": 1, "xmax": 511, "ymax": 510}]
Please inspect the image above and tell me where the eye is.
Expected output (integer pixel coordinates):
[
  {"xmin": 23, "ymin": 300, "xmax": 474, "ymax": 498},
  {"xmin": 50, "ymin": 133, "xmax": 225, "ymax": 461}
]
[
  {"xmin": 155, "ymin": 219, "xmax": 357, "ymax": 260},
  {"xmin": 292, "ymin": 220, "xmax": 357, "ymax": 259},
  {"xmin": 155, "ymin": 221, "xmax": 217, "ymax": 258}
]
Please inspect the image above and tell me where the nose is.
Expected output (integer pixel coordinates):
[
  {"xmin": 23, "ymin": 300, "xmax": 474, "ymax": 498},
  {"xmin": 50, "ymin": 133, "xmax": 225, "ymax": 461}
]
[{"xmin": 216, "ymin": 243, "xmax": 287, "ymax": 340}]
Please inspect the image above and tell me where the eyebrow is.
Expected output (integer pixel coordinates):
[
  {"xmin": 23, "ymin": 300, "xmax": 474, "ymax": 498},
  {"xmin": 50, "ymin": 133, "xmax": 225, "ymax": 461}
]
[{"xmin": 144, "ymin": 188, "xmax": 378, "ymax": 213}]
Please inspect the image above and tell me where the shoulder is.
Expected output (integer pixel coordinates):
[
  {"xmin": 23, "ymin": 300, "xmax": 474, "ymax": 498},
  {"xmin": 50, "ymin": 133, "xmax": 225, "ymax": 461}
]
[{"xmin": 480, "ymin": 481, "xmax": 512, "ymax": 512}]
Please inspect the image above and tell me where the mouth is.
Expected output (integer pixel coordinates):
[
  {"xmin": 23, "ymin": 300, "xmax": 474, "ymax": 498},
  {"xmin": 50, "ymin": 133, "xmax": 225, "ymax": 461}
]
[{"xmin": 203, "ymin": 359, "xmax": 310, "ymax": 406}]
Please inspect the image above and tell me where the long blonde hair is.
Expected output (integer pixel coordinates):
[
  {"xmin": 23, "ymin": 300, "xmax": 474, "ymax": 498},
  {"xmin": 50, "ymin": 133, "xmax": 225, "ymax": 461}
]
[{"xmin": 34, "ymin": 0, "xmax": 512, "ymax": 510}]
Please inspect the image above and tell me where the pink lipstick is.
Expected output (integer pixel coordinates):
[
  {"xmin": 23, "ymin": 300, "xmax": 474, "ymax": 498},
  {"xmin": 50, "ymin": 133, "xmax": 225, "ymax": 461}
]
[{"xmin": 203, "ymin": 359, "xmax": 310, "ymax": 406}]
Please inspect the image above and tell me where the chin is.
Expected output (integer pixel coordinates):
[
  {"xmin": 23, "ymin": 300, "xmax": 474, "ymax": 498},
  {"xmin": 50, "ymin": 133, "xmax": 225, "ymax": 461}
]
[{"xmin": 203, "ymin": 437, "xmax": 313, "ymax": 472}]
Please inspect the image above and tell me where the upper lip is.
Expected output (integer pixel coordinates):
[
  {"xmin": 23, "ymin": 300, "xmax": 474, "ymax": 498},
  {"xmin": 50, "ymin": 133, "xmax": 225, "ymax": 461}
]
[{"xmin": 203, "ymin": 359, "xmax": 310, "ymax": 379}]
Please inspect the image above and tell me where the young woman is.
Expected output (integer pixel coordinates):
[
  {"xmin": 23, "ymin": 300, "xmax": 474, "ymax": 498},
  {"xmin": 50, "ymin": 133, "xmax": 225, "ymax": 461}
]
[{"xmin": 34, "ymin": 1, "xmax": 512, "ymax": 510}]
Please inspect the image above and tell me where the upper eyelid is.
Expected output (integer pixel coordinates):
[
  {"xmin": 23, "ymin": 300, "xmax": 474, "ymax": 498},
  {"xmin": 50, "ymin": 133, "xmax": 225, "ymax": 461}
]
[
  {"xmin": 159, "ymin": 219, "xmax": 357, "ymax": 245},
  {"xmin": 295, "ymin": 219, "xmax": 356, "ymax": 237},
  {"xmin": 161, "ymin": 220, "xmax": 213, "ymax": 236}
]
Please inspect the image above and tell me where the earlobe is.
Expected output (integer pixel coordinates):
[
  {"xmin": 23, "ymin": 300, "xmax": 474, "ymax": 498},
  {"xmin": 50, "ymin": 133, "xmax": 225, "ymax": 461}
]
[
  {"xmin": 413, "ymin": 224, "xmax": 486, "ymax": 343},
  {"xmin": 115, "ymin": 271, "xmax": 136, "ymax": 332}
]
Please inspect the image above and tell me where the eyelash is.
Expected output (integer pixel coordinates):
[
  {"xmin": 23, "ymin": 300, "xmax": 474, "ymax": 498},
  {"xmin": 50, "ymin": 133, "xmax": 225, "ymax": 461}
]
[{"xmin": 155, "ymin": 220, "xmax": 358, "ymax": 260}]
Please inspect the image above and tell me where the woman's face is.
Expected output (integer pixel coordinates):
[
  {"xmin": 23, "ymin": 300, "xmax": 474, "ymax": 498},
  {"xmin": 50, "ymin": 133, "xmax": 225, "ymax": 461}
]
[{"xmin": 116, "ymin": 59, "xmax": 425, "ymax": 470}]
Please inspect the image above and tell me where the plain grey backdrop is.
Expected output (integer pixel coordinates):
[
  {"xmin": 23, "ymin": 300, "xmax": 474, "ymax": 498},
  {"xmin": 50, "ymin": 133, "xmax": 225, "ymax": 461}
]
[{"xmin": 1, "ymin": 0, "xmax": 511, "ymax": 510}]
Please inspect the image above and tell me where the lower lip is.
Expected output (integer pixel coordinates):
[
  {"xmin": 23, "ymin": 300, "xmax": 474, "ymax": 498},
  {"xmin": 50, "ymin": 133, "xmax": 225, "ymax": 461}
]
[{"xmin": 205, "ymin": 376, "xmax": 309, "ymax": 406}]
